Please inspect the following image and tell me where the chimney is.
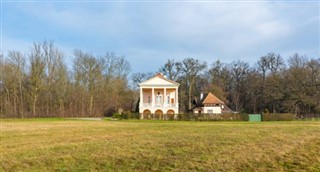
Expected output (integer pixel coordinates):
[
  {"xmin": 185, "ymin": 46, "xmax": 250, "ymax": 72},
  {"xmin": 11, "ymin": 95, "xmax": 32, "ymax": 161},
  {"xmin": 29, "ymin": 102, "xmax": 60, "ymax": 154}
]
[
  {"xmin": 200, "ymin": 92, "xmax": 203, "ymax": 100},
  {"xmin": 156, "ymin": 73, "xmax": 163, "ymax": 77}
]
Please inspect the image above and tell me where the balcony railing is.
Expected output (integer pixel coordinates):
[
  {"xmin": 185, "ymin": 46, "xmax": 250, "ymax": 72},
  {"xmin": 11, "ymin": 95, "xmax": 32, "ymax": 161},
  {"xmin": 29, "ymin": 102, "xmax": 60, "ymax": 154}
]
[
  {"xmin": 143, "ymin": 103, "xmax": 152, "ymax": 107},
  {"xmin": 142, "ymin": 103, "xmax": 177, "ymax": 108}
]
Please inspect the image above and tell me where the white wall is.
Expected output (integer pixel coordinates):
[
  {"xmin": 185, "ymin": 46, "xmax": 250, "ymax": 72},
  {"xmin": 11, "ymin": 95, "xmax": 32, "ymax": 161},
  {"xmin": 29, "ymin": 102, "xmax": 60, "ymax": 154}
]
[
  {"xmin": 139, "ymin": 107, "xmax": 179, "ymax": 114},
  {"xmin": 203, "ymin": 107, "xmax": 222, "ymax": 114}
]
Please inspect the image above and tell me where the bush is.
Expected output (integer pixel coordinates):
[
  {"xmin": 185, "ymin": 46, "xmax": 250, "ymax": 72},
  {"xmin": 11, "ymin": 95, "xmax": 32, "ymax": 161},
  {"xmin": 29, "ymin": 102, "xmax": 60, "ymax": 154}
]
[
  {"xmin": 240, "ymin": 113, "xmax": 249, "ymax": 121},
  {"xmin": 176, "ymin": 113, "xmax": 248, "ymax": 121},
  {"xmin": 115, "ymin": 112, "xmax": 295, "ymax": 121},
  {"xmin": 175, "ymin": 113, "xmax": 294, "ymax": 121},
  {"xmin": 113, "ymin": 112, "xmax": 140, "ymax": 120},
  {"xmin": 177, "ymin": 113, "xmax": 196, "ymax": 121},
  {"xmin": 112, "ymin": 113, "xmax": 122, "ymax": 119},
  {"xmin": 199, "ymin": 113, "xmax": 248, "ymax": 121},
  {"xmin": 129, "ymin": 113, "xmax": 140, "ymax": 119},
  {"xmin": 262, "ymin": 113, "xmax": 295, "ymax": 121},
  {"xmin": 166, "ymin": 113, "xmax": 175, "ymax": 120}
]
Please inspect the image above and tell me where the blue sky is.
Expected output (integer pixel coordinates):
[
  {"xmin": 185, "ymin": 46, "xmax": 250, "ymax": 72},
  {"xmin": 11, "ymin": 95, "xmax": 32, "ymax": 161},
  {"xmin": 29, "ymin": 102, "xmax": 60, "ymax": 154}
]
[{"xmin": 1, "ymin": 1, "xmax": 319, "ymax": 73}]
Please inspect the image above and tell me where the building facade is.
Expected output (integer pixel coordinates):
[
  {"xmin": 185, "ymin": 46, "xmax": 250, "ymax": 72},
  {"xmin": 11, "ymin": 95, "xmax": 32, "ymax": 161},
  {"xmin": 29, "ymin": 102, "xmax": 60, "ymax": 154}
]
[
  {"xmin": 139, "ymin": 73, "xmax": 179, "ymax": 119},
  {"xmin": 193, "ymin": 92, "xmax": 231, "ymax": 114}
]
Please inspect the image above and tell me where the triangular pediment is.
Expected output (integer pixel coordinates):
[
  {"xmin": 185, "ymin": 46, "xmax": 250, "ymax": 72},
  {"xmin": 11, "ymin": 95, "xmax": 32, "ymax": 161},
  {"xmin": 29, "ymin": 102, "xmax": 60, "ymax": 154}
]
[{"xmin": 139, "ymin": 73, "xmax": 179, "ymax": 87}]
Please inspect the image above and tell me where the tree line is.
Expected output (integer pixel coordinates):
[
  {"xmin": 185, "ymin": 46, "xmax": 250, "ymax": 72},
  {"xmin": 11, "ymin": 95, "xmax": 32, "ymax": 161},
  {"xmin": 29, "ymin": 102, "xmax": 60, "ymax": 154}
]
[
  {"xmin": 133, "ymin": 54, "xmax": 320, "ymax": 117},
  {"xmin": 1, "ymin": 41, "xmax": 319, "ymax": 118},
  {"xmin": 0, "ymin": 41, "xmax": 133, "ymax": 118}
]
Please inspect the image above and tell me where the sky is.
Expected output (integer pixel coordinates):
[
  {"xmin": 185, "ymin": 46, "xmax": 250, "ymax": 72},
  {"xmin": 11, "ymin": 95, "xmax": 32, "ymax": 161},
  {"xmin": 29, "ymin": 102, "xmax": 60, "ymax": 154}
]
[{"xmin": 1, "ymin": 1, "xmax": 319, "ymax": 73}]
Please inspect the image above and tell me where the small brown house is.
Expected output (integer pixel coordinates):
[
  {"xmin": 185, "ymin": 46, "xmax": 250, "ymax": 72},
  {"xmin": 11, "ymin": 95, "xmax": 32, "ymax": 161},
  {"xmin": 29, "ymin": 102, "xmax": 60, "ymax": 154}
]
[{"xmin": 193, "ymin": 92, "xmax": 231, "ymax": 114}]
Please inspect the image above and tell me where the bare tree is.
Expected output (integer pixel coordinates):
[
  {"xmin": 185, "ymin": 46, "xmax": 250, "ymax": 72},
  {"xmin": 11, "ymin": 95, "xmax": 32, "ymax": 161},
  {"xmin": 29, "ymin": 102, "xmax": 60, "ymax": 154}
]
[
  {"xmin": 28, "ymin": 43, "xmax": 46, "ymax": 117},
  {"xmin": 206, "ymin": 60, "xmax": 230, "ymax": 105},
  {"xmin": 266, "ymin": 52, "xmax": 285, "ymax": 74},
  {"xmin": 159, "ymin": 59, "xmax": 182, "ymax": 81},
  {"xmin": 74, "ymin": 50, "xmax": 104, "ymax": 116},
  {"xmin": 102, "ymin": 53, "xmax": 132, "ymax": 114},
  {"xmin": 0, "ymin": 53, "xmax": 4, "ymax": 117},
  {"xmin": 41, "ymin": 41, "xmax": 65, "ymax": 117},
  {"xmin": 7, "ymin": 51, "xmax": 26, "ymax": 118},
  {"xmin": 229, "ymin": 60, "xmax": 249, "ymax": 112},
  {"xmin": 181, "ymin": 58, "xmax": 207, "ymax": 111},
  {"xmin": 307, "ymin": 58, "xmax": 320, "ymax": 113},
  {"xmin": 131, "ymin": 72, "xmax": 154, "ymax": 87}
]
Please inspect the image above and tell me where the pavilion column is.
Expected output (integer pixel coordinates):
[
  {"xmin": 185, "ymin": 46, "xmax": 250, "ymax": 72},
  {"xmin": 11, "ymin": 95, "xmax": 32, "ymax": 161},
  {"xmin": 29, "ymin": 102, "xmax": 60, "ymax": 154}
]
[
  {"xmin": 140, "ymin": 87, "xmax": 143, "ymax": 108},
  {"xmin": 175, "ymin": 87, "xmax": 178, "ymax": 108},
  {"xmin": 174, "ymin": 87, "xmax": 179, "ymax": 119},
  {"xmin": 152, "ymin": 88, "xmax": 155, "ymax": 107},
  {"xmin": 164, "ymin": 88, "xmax": 167, "ymax": 107},
  {"xmin": 140, "ymin": 87, "xmax": 143, "ymax": 119}
]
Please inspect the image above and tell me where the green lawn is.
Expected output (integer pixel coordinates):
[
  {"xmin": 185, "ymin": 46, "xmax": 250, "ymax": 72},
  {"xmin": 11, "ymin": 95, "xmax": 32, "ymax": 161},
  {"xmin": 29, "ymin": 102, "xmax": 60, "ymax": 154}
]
[{"xmin": 1, "ymin": 119, "xmax": 319, "ymax": 171}]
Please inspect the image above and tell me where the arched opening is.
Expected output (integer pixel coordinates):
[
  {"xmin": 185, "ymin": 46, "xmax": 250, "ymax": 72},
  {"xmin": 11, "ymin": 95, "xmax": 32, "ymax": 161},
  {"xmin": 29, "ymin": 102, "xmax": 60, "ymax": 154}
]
[
  {"xmin": 155, "ymin": 110, "xmax": 163, "ymax": 119},
  {"xmin": 143, "ymin": 109, "xmax": 151, "ymax": 119},
  {"xmin": 167, "ymin": 110, "xmax": 175, "ymax": 120},
  {"xmin": 167, "ymin": 110, "xmax": 174, "ymax": 114}
]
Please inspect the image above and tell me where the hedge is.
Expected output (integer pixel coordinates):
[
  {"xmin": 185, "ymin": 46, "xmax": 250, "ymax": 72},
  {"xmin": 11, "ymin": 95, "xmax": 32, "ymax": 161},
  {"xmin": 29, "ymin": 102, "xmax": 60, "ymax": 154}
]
[
  {"xmin": 175, "ymin": 113, "xmax": 248, "ymax": 121},
  {"xmin": 112, "ymin": 112, "xmax": 296, "ymax": 121},
  {"xmin": 262, "ymin": 113, "xmax": 295, "ymax": 121}
]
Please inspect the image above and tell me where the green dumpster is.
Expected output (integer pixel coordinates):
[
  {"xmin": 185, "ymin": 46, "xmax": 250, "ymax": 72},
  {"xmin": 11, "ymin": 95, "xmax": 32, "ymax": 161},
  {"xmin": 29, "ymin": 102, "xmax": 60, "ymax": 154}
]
[{"xmin": 249, "ymin": 114, "xmax": 262, "ymax": 122}]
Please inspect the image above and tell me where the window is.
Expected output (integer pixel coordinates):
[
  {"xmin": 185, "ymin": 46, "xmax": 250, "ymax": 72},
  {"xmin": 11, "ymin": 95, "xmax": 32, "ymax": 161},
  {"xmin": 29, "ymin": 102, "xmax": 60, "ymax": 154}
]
[
  {"xmin": 148, "ymin": 96, "xmax": 151, "ymax": 103},
  {"xmin": 156, "ymin": 95, "xmax": 162, "ymax": 104},
  {"xmin": 207, "ymin": 110, "xmax": 213, "ymax": 114},
  {"xmin": 167, "ymin": 95, "xmax": 170, "ymax": 104}
]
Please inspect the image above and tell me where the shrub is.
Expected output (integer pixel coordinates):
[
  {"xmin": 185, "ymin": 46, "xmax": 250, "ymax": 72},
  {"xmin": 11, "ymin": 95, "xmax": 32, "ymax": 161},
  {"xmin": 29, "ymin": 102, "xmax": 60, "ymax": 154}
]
[
  {"xmin": 167, "ymin": 113, "xmax": 175, "ymax": 120},
  {"xmin": 129, "ymin": 113, "xmax": 140, "ymax": 119},
  {"xmin": 112, "ymin": 113, "xmax": 122, "ymax": 119},
  {"xmin": 240, "ymin": 113, "xmax": 249, "ymax": 121},
  {"xmin": 196, "ymin": 113, "xmax": 248, "ymax": 121},
  {"xmin": 262, "ymin": 113, "xmax": 295, "ymax": 121},
  {"xmin": 177, "ymin": 113, "xmax": 197, "ymax": 121},
  {"xmin": 113, "ymin": 112, "xmax": 140, "ymax": 120},
  {"xmin": 175, "ymin": 113, "xmax": 248, "ymax": 121}
]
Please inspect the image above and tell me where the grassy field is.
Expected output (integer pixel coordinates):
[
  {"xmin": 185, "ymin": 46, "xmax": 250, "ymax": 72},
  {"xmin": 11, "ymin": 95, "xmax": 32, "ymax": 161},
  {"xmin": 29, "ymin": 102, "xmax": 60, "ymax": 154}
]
[{"xmin": 0, "ymin": 119, "xmax": 319, "ymax": 171}]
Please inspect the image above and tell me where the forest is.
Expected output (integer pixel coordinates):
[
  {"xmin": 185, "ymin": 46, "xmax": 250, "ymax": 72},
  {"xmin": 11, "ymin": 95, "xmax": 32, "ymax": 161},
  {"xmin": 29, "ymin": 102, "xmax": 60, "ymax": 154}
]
[{"xmin": 1, "ymin": 41, "xmax": 319, "ymax": 118}]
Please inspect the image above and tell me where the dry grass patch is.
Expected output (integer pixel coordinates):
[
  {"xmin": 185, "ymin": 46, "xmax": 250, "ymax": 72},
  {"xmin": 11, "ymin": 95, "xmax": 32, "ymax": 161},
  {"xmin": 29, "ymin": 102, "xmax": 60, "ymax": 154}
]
[{"xmin": 0, "ymin": 119, "xmax": 319, "ymax": 171}]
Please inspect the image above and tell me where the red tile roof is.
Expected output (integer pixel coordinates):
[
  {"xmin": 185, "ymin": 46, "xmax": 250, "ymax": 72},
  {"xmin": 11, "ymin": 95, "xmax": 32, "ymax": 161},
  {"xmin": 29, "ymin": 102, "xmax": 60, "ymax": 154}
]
[{"xmin": 202, "ymin": 93, "xmax": 224, "ymax": 104}]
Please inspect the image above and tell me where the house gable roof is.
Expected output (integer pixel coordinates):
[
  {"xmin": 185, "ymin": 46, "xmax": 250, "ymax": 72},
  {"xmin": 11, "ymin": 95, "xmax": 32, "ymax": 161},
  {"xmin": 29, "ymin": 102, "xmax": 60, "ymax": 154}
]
[
  {"xmin": 139, "ymin": 73, "xmax": 180, "ymax": 87},
  {"xmin": 198, "ymin": 92, "xmax": 224, "ymax": 105},
  {"xmin": 194, "ymin": 92, "xmax": 233, "ymax": 113}
]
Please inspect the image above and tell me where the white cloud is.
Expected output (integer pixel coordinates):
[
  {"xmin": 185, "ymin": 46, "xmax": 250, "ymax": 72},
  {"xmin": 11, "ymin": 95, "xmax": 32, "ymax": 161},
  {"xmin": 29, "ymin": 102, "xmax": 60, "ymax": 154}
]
[
  {"xmin": 1, "ymin": 36, "xmax": 33, "ymax": 56},
  {"xmin": 2, "ymin": 1, "xmax": 319, "ymax": 72}
]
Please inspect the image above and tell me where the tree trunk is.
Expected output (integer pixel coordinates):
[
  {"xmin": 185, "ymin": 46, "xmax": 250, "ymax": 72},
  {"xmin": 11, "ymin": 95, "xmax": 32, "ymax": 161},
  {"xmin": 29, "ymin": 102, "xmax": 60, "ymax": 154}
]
[
  {"xmin": 33, "ymin": 95, "xmax": 38, "ymax": 117},
  {"xmin": 81, "ymin": 94, "xmax": 84, "ymax": 117},
  {"xmin": 59, "ymin": 99, "xmax": 64, "ymax": 117},
  {"xmin": 5, "ymin": 88, "xmax": 10, "ymax": 116},
  {"xmin": 13, "ymin": 89, "xmax": 17, "ymax": 117},
  {"xmin": 253, "ymin": 97, "xmax": 257, "ymax": 113},
  {"xmin": 19, "ymin": 79, "xmax": 24, "ymax": 118},
  {"xmin": 89, "ymin": 95, "xmax": 93, "ymax": 116},
  {"xmin": 46, "ymin": 93, "xmax": 49, "ymax": 117},
  {"xmin": 188, "ymin": 78, "xmax": 194, "ymax": 111}
]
